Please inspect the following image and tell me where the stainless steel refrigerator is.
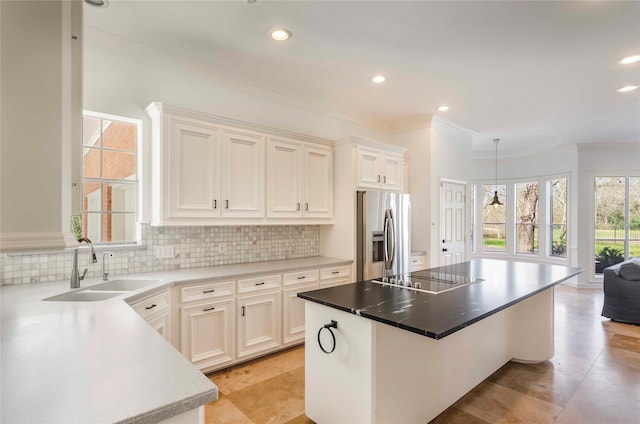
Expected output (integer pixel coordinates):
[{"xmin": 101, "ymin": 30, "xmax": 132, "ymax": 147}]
[{"xmin": 356, "ymin": 190, "xmax": 411, "ymax": 281}]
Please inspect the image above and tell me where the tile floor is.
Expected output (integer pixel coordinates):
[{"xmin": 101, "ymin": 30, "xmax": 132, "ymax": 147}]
[{"xmin": 206, "ymin": 285, "xmax": 640, "ymax": 423}]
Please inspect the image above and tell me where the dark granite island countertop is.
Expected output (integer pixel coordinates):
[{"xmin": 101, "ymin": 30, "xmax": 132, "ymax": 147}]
[{"xmin": 298, "ymin": 258, "xmax": 584, "ymax": 340}]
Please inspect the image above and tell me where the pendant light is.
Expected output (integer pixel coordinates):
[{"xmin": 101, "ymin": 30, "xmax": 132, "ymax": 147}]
[{"xmin": 488, "ymin": 139, "xmax": 503, "ymax": 209}]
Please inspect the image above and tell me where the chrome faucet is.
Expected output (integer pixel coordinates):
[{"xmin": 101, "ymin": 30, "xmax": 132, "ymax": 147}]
[
  {"xmin": 70, "ymin": 238, "xmax": 97, "ymax": 289},
  {"xmin": 102, "ymin": 251, "xmax": 113, "ymax": 281}
]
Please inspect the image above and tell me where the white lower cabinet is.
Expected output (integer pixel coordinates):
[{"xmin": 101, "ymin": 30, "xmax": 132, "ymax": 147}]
[
  {"xmin": 173, "ymin": 263, "xmax": 350, "ymax": 372},
  {"xmin": 319, "ymin": 265, "xmax": 352, "ymax": 288},
  {"xmin": 283, "ymin": 282, "xmax": 318, "ymax": 346},
  {"xmin": 237, "ymin": 290, "xmax": 282, "ymax": 360},
  {"xmin": 180, "ymin": 298, "xmax": 235, "ymax": 371},
  {"xmin": 129, "ymin": 289, "xmax": 172, "ymax": 343},
  {"xmin": 147, "ymin": 312, "xmax": 172, "ymax": 340}
]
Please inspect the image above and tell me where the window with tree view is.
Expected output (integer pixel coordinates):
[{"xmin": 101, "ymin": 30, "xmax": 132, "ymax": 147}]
[
  {"xmin": 483, "ymin": 184, "xmax": 506, "ymax": 252},
  {"xmin": 594, "ymin": 177, "xmax": 640, "ymax": 274},
  {"xmin": 550, "ymin": 179, "xmax": 567, "ymax": 258},
  {"xmin": 515, "ymin": 182, "xmax": 538, "ymax": 254},
  {"xmin": 79, "ymin": 113, "xmax": 139, "ymax": 244}
]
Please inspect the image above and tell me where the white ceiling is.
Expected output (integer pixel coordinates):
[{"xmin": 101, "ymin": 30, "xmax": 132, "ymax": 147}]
[{"xmin": 84, "ymin": 0, "xmax": 640, "ymax": 157}]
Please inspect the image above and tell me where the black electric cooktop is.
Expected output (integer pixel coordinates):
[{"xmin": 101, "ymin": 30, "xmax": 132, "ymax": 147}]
[{"xmin": 372, "ymin": 268, "xmax": 484, "ymax": 294}]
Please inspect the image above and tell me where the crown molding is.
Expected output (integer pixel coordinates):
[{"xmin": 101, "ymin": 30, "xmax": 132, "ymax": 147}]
[
  {"xmin": 146, "ymin": 102, "xmax": 335, "ymax": 146},
  {"xmin": 333, "ymin": 136, "xmax": 407, "ymax": 154},
  {"xmin": 0, "ymin": 232, "xmax": 78, "ymax": 254},
  {"xmin": 431, "ymin": 115, "xmax": 477, "ymax": 140}
]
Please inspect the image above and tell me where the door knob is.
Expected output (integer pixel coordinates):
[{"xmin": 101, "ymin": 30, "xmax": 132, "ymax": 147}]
[{"xmin": 442, "ymin": 248, "xmax": 448, "ymax": 252}]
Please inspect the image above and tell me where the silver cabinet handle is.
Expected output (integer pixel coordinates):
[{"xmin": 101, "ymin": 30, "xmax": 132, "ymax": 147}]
[{"xmin": 203, "ymin": 307, "xmax": 215, "ymax": 312}]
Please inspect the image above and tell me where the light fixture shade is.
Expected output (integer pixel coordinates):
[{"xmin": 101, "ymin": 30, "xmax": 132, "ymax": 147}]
[{"xmin": 489, "ymin": 191, "xmax": 503, "ymax": 209}]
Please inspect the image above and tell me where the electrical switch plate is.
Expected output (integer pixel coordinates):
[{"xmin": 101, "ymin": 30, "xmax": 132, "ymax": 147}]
[
  {"xmin": 218, "ymin": 243, "xmax": 226, "ymax": 253},
  {"xmin": 156, "ymin": 245, "xmax": 175, "ymax": 259}
]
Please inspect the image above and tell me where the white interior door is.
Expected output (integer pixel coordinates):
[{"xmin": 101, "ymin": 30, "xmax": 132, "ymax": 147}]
[{"xmin": 440, "ymin": 181, "xmax": 466, "ymax": 266}]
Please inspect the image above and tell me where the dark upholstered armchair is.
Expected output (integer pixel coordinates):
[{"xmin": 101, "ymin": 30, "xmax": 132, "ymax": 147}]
[{"xmin": 601, "ymin": 258, "xmax": 640, "ymax": 325}]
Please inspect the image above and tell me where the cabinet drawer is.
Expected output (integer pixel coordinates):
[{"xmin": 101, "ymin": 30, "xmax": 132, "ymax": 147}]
[
  {"xmin": 180, "ymin": 280, "xmax": 234, "ymax": 303},
  {"xmin": 410, "ymin": 254, "xmax": 427, "ymax": 272},
  {"xmin": 237, "ymin": 274, "xmax": 281, "ymax": 294},
  {"xmin": 319, "ymin": 278, "xmax": 350, "ymax": 289},
  {"xmin": 283, "ymin": 269, "xmax": 319, "ymax": 286},
  {"xmin": 320, "ymin": 265, "xmax": 351, "ymax": 280},
  {"xmin": 131, "ymin": 290, "xmax": 170, "ymax": 320}
]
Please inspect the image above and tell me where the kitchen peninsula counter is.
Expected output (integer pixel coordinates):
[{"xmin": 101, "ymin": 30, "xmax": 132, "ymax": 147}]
[
  {"xmin": 299, "ymin": 259, "xmax": 583, "ymax": 424},
  {"xmin": 1, "ymin": 256, "xmax": 350, "ymax": 424}
]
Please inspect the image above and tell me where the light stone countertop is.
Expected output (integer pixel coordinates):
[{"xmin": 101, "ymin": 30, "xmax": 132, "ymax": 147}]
[{"xmin": 1, "ymin": 256, "xmax": 352, "ymax": 424}]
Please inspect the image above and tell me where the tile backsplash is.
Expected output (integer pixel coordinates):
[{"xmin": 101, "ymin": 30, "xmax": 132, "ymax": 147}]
[{"xmin": 0, "ymin": 224, "xmax": 320, "ymax": 285}]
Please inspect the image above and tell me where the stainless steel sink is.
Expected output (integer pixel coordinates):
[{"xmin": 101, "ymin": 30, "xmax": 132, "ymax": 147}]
[
  {"xmin": 85, "ymin": 279, "xmax": 158, "ymax": 292},
  {"xmin": 44, "ymin": 291, "xmax": 122, "ymax": 302}
]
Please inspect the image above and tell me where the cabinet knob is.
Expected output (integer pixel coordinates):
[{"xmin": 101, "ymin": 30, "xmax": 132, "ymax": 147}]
[{"xmin": 442, "ymin": 248, "xmax": 448, "ymax": 252}]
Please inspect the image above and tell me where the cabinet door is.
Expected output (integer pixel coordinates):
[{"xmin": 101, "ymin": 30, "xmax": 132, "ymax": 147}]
[
  {"xmin": 147, "ymin": 312, "xmax": 171, "ymax": 343},
  {"xmin": 303, "ymin": 146, "xmax": 333, "ymax": 218},
  {"xmin": 267, "ymin": 139, "xmax": 302, "ymax": 218},
  {"xmin": 180, "ymin": 299, "xmax": 235, "ymax": 371},
  {"xmin": 381, "ymin": 152, "xmax": 403, "ymax": 191},
  {"xmin": 356, "ymin": 146, "xmax": 382, "ymax": 189},
  {"xmin": 282, "ymin": 282, "xmax": 318, "ymax": 345},
  {"xmin": 237, "ymin": 291, "xmax": 281, "ymax": 359},
  {"xmin": 221, "ymin": 129, "xmax": 265, "ymax": 218},
  {"xmin": 168, "ymin": 119, "xmax": 221, "ymax": 218}
]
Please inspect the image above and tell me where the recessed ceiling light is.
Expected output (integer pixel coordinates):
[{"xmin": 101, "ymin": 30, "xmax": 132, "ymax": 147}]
[
  {"xmin": 372, "ymin": 75, "xmax": 386, "ymax": 84},
  {"xmin": 617, "ymin": 85, "xmax": 639, "ymax": 92},
  {"xmin": 84, "ymin": 0, "xmax": 109, "ymax": 7},
  {"xmin": 270, "ymin": 28, "xmax": 291, "ymax": 41},
  {"xmin": 618, "ymin": 55, "xmax": 640, "ymax": 65},
  {"xmin": 437, "ymin": 105, "xmax": 450, "ymax": 112}
]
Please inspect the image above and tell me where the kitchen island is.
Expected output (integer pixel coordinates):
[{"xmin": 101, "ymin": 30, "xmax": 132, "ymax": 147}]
[{"xmin": 298, "ymin": 259, "xmax": 583, "ymax": 424}]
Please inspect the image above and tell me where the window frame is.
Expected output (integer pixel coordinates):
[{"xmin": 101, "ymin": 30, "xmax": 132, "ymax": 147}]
[
  {"xmin": 471, "ymin": 173, "xmax": 570, "ymax": 264},
  {"xmin": 81, "ymin": 110, "xmax": 142, "ymax": 247}
]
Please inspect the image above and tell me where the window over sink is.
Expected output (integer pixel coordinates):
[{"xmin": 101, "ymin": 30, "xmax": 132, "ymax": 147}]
[{"xmin": 76, "ymin": 111, "xmax": 141, "ymax": 245}]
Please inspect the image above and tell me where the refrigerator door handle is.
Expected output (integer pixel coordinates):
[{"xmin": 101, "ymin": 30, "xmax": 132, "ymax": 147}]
[
  {"xmin": 389, "ymin": 213, "xmax": 396, "ymax": 270},
  {"xmin": 384, "ymin": 209, "xmax": 394, "ymax": 271}
]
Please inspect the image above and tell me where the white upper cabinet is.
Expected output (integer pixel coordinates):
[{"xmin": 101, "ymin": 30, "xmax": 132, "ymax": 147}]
[
  {"xmin": 169, "ymin": 120, "xmax": 221, "ymax": 219},
  {"xmin": 356, "ymin": 146, "xmax": 403, "ymax": 191},
  {"xmin": 267, "ymin": 137, "xmax": 332, "ymax": 219},
  {"xmin": 147, "ymin": 103, "xmax": 333, "ymax": 225},
  {"xmin": 303, "ymin": 145, "xmax": 333, "ymax": 218},
  {"xmin": 221, "ymin": 129, "xmax": 265, "ymax": 218}
]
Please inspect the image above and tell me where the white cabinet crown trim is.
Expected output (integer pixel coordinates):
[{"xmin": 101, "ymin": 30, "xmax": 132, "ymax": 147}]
[{"xmin": 146, "ymin": 102, "xmax": 333, "ymax": 147}]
